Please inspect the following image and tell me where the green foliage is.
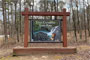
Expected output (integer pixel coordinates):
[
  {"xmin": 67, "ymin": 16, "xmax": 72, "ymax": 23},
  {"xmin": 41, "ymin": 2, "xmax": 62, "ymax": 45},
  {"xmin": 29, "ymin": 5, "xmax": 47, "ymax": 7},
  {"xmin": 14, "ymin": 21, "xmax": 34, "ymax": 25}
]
[
  {"xmin": 33, "ymin": 21, "xmax": 40, "ymax": 32},
  {"xmin": 6, "ymin": 8, "xmax": 9, "ymax": 10}
]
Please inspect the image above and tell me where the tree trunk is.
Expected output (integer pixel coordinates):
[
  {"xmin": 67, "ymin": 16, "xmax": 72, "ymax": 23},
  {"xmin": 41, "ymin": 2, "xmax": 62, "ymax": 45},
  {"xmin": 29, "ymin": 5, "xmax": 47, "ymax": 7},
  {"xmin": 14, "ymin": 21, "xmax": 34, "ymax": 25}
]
[
  {"xmin": 75, "ymin": 0, "xmax": 82, "ymax": 39},
  {"xmin": 10, "ymin": 3, "xmax": 13, "ymax": 37},
  {"xmin": 83, "ymin": 0, "xmax": 87, "ymax": 41},
  {"xmin": 7, "ymin": 2, "xmax": 10, "ymax": 36},
  {"xmin": 15, "ymin": 3, "xmax": 19, "ymax": 42},
  {"xmin": 19, "ymin": 0, "xmax": 22, "ymax": 35},
  {"xmin": 2, "ymin": 0, "xmax": 8, "ymax": 42},
  {"xmin": 71, "ymin": 0, "xmax": 77, "ymax": 41},
  {"xmin": 87, "ymin": 0, "xmax": 90, "ymax": 36}
]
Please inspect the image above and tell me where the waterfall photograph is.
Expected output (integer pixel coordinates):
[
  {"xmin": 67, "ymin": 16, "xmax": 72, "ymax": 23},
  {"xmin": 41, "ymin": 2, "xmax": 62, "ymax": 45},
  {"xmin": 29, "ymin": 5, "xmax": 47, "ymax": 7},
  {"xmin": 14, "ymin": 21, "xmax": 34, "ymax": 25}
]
[{"xmin": 31, "ymin": 20, "xmax": 61, "ymax": 42}]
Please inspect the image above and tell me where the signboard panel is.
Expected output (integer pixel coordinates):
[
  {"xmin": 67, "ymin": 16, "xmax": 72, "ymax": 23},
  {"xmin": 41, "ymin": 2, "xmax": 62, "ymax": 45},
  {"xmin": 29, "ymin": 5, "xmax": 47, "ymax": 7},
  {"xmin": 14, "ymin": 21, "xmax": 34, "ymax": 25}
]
[{"xmin": 30, "ymin": 20, "xmax": 61, "ymax": 42}]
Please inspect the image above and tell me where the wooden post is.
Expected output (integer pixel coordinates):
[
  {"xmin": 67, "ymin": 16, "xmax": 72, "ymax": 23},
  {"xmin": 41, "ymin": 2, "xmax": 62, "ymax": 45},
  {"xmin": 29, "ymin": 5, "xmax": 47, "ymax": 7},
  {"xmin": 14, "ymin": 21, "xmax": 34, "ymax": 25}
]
[
  {"xmin": 22, "ymin": 8, "xmax": 29, "ymax": 47},
  {"xmin": 62, "ymin": 9, "xmax": 67, "ymax": 47}
]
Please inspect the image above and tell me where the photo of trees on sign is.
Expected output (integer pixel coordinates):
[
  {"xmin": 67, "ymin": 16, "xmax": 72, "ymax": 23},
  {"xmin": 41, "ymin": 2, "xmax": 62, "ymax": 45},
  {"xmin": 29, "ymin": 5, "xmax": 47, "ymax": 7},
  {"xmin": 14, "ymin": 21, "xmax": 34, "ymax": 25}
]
[{"xmin": 31, "ymin": 20, "xmax": 61, "ymax": 42}]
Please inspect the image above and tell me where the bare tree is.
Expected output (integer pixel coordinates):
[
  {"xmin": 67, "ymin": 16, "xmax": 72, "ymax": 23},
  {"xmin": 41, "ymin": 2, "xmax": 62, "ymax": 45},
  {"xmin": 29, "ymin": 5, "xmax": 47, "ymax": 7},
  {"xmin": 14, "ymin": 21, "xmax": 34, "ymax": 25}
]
[
  {"xmin": 83, "ymin": 0, "xmax": 87, "ymax": 41},
  {"xmin": 2, "ymin": 0, "xmax": 8, "ymax": 42},
  {"xmin": 87, "ymin": 0, "xmax": 90, "ymax": 36},
  {"xmin": 13, "ymin": 0, "xmax": 19, "ymax": 42},
  {"xmin": 75, "ymin": 0, "xmax": 82, "ymax": 39},
  {"xmin": 71, "ymin": 0, "xmax": 77, "ymax": 41},
  {"xmin": 19, "ymin": 0, "xmax": 22, "ymax": 35}
]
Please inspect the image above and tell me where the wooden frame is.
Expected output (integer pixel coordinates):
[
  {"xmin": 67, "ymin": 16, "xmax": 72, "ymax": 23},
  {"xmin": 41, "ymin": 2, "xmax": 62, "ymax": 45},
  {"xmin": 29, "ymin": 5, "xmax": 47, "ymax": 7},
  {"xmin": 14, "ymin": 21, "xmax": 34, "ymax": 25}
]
[
  {"xmin": 22, "ymin": 8, "xmax": 70, "ymax": 47},
  {"xmin": 30, "ymin": 19, "xmax": 62, "ymax": 43},
  {"xmin": 13, "ymin": 47, "xmax": 77, "ymax": 55},
  {"xmin": 13, "ymin": 8, "xmax": 77, "ymax": 55}
]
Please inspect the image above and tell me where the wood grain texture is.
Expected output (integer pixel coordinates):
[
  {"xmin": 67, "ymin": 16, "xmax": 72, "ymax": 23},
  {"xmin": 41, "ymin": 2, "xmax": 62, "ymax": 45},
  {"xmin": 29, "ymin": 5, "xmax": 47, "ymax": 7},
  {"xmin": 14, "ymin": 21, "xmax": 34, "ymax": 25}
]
[{"xmin": 13, "ymin": 47, "xmax": 77, "ymax": 56}]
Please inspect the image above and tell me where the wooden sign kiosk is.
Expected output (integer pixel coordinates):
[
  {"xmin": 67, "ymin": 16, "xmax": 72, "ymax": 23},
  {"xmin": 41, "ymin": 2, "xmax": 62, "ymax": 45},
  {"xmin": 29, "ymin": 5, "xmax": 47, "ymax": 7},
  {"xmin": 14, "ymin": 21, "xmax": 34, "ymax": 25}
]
[{"xmin": 13, "ymin": 8, "xmax": 76, "ymax": 55}]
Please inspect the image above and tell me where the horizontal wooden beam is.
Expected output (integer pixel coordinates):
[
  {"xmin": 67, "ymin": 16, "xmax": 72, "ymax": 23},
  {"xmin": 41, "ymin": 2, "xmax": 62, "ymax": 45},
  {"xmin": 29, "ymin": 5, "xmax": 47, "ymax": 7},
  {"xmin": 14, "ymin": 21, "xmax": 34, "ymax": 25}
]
[
  {"xmin": 22, "ymin": 12, "xmax": 70, "ymax": 16},
  {"xmin": 13, "ymin": 47, "xmax": 77, "ymax": 56}
]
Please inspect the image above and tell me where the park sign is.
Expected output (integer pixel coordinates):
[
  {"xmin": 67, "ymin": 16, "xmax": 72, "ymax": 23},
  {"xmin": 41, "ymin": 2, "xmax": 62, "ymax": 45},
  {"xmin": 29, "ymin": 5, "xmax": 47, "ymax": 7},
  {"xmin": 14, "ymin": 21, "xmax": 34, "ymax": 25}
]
[
  {"xmin": 30, "ymin": 20, "xmax": 61, "ymax": 42},
  {"xmin": 13, "ymin": 8, "xmax": 77, "ymax": 55}
]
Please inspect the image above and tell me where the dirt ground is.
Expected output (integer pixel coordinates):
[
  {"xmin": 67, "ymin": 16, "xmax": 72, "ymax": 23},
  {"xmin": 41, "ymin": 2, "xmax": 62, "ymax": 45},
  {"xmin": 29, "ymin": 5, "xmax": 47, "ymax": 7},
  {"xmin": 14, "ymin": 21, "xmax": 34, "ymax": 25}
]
[
  {"xmin": 0, "ymin": 42, "xmax": 90, "ymax": 60},
  {"xmin": 0, "ymin": 32, "xmax": 90, "ymax": 60}
]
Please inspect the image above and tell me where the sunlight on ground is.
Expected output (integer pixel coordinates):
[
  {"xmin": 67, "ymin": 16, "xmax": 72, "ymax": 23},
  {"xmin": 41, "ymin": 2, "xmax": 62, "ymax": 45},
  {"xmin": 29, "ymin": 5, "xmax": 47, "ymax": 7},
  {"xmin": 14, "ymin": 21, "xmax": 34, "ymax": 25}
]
[
  {"xmin": 0, "ymin": 37, "xmax": 4, "ymax": 46},
  {"xmin": 77, "ymin": 45, "xmax": 90, "ymax": 51},
  {"xmin": 0, "ymin": 54, "xmax": 85, "ymax": 60}
]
